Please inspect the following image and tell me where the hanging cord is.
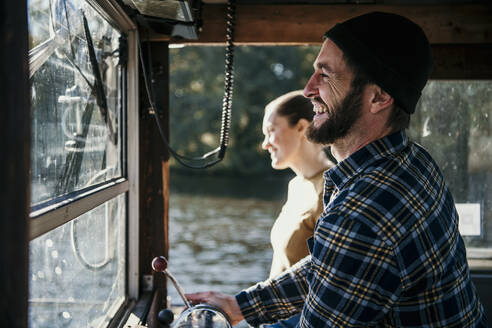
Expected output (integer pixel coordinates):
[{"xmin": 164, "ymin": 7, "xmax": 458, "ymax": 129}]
[
  {"xmin": 138, "ymin": 0, "xmax": 236, "ymax": 169},
  {"xmin": 71, "ymin": 212, "xmax": 112, "ymax": 271},
  {"xmin": 219, "ymin": 0, "xmax": 235, "ymax": 159}
]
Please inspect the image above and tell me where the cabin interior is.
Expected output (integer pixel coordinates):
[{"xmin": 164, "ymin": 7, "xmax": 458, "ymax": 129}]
[{"xmin": 2, "ymin": 0, "xmax": 491, "ymax": 327}]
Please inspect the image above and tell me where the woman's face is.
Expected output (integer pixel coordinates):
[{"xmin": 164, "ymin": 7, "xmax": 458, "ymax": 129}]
[{"xmin": 261, "ymin": 108, "xmax": 303, "ymax": 170}]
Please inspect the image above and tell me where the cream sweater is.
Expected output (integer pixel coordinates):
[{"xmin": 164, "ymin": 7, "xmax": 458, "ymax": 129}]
[{"xmin": 269, "ymin": 170, "xmax": 325, "ymax": 278}]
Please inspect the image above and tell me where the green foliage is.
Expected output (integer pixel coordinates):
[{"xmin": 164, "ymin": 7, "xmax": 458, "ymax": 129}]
[{"xmin": 169, "ymin": 45, "xmax": 320, "ymax": 176}]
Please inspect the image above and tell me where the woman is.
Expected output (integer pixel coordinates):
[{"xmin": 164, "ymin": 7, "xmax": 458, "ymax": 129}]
[{"xmin": 261, "ymin": 90, "xmax": 334, "ymax": 327}]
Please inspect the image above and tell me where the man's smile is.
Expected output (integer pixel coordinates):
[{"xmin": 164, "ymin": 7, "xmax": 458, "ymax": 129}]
[{"xmin": 311, "ymin": 99, "xmax": 327, "ymax": 114}]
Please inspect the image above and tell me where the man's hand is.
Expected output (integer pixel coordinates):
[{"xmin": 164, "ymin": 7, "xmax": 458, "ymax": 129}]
[{"xmin": 185, "ymin": 291, "xmax": 244, "ymax": 326}]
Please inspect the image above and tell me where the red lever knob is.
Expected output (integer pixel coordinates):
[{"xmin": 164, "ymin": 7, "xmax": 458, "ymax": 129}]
[{"xmin": 152, "ymin": 256, "xmax": 168, "ymax": 272}]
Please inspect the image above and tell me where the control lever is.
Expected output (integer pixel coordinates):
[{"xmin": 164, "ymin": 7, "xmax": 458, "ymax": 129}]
[
  {"xmin": 152, "ymin": 256, "xmax": 192, "ymax": 309},
  {"xmin": 151, "ymin": 256, "xmax": 233, "ymax": 328}
]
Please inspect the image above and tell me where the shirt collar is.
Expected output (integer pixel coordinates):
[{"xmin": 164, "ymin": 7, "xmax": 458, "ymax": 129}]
[{"xmin": 324, "ymin": 130, "xmax": 408, "ymax": 190}]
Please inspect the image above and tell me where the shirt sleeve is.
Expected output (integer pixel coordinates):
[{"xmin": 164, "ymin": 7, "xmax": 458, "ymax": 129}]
[
  {"xmin": 235, "ymin": 255, "xmax": 311, "ymax": 326},
  {"xmin": 236, "ymin": 210, "xmax": 403, "ymax": 327},
  {"xmin": 301, "ymin": 211, "xmax": 402, "ymax": 327}
]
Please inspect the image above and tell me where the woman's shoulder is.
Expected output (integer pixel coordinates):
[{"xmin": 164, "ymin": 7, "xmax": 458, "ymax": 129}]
[{"xmin": 287, "ymin": 173, "xmax": 324, "ymax": 202}]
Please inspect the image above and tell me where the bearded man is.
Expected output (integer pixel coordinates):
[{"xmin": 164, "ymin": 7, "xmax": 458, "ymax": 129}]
[{"xmin": 186, "ymin": 12, "xmax": 487, "ymax": 327}]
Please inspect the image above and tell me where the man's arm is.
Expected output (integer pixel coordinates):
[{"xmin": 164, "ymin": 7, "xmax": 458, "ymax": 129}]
[
  {"xmin": 300, "ymin": 212, "xmax": 401, "ymax": 327},
  {"xmin": 235, "ymin": 255, "xmax": 311, "ymax": 326},
  {"xmin": 237, "ymin": 213, "xmax": 402, "ymax": 327},
  {"xmin": 186, "ymin": 256, "xmax": 311, "ymax": 327}
]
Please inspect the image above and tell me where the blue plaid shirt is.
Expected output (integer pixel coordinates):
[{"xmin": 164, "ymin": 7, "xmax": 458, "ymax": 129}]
[{"xmin": 236, "ymin": 131, "xmax": 486, "ymax": 327}]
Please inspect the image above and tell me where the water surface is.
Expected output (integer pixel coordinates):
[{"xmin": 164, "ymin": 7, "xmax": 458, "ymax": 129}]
[{"xmin": 168, "ymin": 192, "xmax": 284, "ymax": 302}]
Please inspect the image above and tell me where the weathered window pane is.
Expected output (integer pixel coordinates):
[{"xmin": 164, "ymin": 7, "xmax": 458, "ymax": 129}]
[
  {"xmin": 29, "ymin": 194, "xmax": 126, "ymax": 327},
  {"xmin": 29, "ymin": 0, "xmax": 123, "ymax": 205},
  {"xmin": 409, "ymin": 80, "xmax": 492, "ymax": 269},
  {"xmin": 28, "ymin": 0, "xmax": 50, "ymax": 49}
]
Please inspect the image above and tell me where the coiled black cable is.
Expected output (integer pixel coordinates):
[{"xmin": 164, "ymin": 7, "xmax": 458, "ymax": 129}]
[
  {"xmin": 218, "ymin": 0, "xmax": 235, "ymax": 159},
  {"xmin": 139, "ymin": 0, "xmax": 236, "ymax": 169}
]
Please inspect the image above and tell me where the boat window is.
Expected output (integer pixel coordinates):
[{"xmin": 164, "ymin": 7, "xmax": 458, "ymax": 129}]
[
  {"xmin": 27, "ymin": 0, "xmax": 129, "ymax": 326},
  {"xmin": 167, "ymin": 47, "xmax": 492, "ymax": 307},
  {"xmin": 409, "ymin": 80, "xmax": 492, "ymax": 270},
  {"xmin": 29, "ymin": 194, "xmax": 126, "ymax": 326},
  {"xmin": 167, "ymin": 45, "xmax": 320, "ymax": 306},
  {"xmin": 29, "ymin": 0, "xmax": 123, "ymax": 205}
]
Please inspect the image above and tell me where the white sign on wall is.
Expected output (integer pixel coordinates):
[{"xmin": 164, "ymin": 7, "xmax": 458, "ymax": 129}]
[{"xmin": 456, "ymin": 203, "xmax": 481, "ymax": 236}]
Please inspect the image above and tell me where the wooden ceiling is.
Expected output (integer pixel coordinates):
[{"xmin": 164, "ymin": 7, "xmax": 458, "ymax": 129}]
[
  {"xmin": 146, "ymin": 2, "xmax": 492, "ymax": 78},
  {"xmin": 197, "ymin": 4, "xmax": 491, "ymax": 45},
  {"xmin": 148, "ymin": 2, "xmax": 492, "ymax": 45}
]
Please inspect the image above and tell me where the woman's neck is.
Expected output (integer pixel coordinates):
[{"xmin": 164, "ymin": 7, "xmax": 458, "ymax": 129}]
[{"xmin": 291, "ymin": 141, "xmax": 333, "ymax": 179}]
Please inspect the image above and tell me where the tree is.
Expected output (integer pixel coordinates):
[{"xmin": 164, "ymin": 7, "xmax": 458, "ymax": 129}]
[{"xmin": 169, "ymin": 45, "xmax": 320, "ymax": 176}]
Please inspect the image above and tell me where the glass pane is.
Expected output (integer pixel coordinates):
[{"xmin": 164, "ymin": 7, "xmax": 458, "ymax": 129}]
[
  {"xmin": 29, "ymin": 0, "xmax": 123, "ymax": 205},
  {"xmin": 28, "ymin": 0, "xmax": 50, "ymax": 49},
  {"xmin": 408, "ymin": 80, "xmax": 492, "ymax": 270},
  {"xmin": 29, "ymin": 194, "xmax": 126, "ymax": 327}
]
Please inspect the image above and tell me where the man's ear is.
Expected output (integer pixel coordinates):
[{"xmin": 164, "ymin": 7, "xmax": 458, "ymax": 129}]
[{"xmin": 369, "ymin": 86, "xmax": 394, "ymax": 114}]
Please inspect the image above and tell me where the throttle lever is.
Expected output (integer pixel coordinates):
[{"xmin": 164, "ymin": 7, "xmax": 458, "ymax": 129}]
[{"xmin": 152, "ymin": 256, "xmax": 192, "ymax": 309}]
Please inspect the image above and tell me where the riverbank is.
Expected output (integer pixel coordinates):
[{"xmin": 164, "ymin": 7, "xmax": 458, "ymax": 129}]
[{"xmin": 169, "ymin": 167, "xmax": 294, "ymax": 201}]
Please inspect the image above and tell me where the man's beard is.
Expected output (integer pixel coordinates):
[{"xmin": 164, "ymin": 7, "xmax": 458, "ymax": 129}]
[{"xmin": 306, "ymin": 82, "xmax": 365, "ymax": 145}]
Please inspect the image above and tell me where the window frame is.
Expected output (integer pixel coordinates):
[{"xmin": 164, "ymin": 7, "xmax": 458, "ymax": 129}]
[{"xmin": 27, "ymin": 0, "xmax": 141, "ymax": 317}]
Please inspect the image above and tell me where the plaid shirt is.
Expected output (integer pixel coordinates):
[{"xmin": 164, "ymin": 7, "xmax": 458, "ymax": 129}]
[{"xmin": 236, "ymin": 131, "xmax": 486, "ymax": 327}]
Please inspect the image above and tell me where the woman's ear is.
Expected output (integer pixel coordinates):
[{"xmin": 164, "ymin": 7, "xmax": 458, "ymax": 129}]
[
  {"xmin": 369, "ymin": 86, "xmax": 394, "ymax": 114},
  {"xmin": 296, "ymin": 118, "xmax": 310, "ymax": 133}
]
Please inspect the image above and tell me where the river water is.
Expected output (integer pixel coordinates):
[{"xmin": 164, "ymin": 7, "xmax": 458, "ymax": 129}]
[{"xmin": 167, "ymin": 173, "xmax": 289, "ymax": 309}]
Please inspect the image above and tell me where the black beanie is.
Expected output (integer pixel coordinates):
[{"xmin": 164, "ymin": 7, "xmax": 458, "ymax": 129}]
[{"xmin": 324, "ymin": 12, "xmax": 432, "ymax": 114}]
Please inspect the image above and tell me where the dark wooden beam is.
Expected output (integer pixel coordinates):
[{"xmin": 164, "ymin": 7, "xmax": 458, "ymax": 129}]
[
  {"xmin": 147, "ymin": 289, "xmax": 166, "ymax": 328},
  {"xmin": 0, "ymin": 1, "xmax": 30, "ymax": 326},
  {"xmin": 152, "ymin": 4, "xmax": 492, "ymax": 45},
  {"xmin": 154, "ymin": 4, "xmax": 492, "ymax": 79},
  {"xmin": 431, "ymin": 44, "xmax": 492, "ymax": 79},
  {"xmin": 139, "ymin": 41, "xmax": 170, "ymax": 303}
]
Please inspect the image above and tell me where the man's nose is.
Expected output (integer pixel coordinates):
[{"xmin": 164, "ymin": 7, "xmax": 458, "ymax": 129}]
[{"xmin": 303, "ymin": 74, "xmax": 318, "ymax": 98}]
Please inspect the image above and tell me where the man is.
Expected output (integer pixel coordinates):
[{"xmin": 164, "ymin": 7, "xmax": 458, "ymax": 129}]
[{"xmin": 186, "ymin": 12, "xmax": 487, "ymax": 327}]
